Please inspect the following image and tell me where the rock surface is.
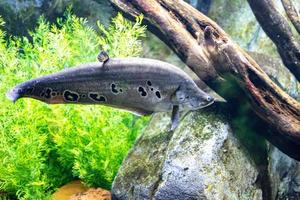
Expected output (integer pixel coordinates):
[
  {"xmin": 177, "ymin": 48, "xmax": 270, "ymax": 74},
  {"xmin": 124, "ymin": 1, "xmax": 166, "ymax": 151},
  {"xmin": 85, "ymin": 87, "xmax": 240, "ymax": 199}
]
[
  {"xmin": 112, "ymin": 110, "xmax": 263, "ymax": 200},
  {"xmin": 268, "ymin": 146, "xmax": 300, "ymax": 199}
]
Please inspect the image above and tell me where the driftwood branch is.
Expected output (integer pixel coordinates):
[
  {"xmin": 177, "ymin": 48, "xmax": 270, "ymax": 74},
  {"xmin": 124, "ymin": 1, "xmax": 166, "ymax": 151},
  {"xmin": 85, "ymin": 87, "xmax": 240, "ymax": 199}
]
[
  {"xmin": 247, "ymin": 0, "xmax": 300, "ymax": 81},
  {"xmin": 281, "ymin": 0, "xmax": 300, "ymax": 35},
  {"xmin": 110, "ymin": 0, "xmax": 300, "ymax": 160}
]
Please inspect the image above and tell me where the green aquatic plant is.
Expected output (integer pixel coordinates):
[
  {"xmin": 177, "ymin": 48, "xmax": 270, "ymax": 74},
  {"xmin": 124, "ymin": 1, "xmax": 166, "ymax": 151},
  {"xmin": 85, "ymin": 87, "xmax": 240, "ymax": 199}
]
[
  {"xmin": 0, "ymin": 11, "xmax": 148, "ymax": 199},
  {"xmin": 97, "ymin": 13, "xmax": 146, "ymax": 57}
]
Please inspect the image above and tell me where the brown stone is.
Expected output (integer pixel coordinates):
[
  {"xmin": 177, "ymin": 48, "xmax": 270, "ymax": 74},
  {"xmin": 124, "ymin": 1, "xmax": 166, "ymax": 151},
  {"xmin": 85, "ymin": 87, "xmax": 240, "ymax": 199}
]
[
  {"xmin": 52, "ymin": 180, "xmax": 111, "ymax": 200},
  {"xmin": 52, "ymin": 180, "xmax": 88, "ymax": 200},
  {"xmin": 70, "ymin": 188, "xmax": 111, "ymax": 200}
]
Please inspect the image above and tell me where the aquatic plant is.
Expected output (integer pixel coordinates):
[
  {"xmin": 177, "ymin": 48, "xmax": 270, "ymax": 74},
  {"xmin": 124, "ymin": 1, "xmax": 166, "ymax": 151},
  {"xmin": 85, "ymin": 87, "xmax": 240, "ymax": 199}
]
[{"xmin": 0, "ymin": 10, "xmax": 148, "ymax": 199}]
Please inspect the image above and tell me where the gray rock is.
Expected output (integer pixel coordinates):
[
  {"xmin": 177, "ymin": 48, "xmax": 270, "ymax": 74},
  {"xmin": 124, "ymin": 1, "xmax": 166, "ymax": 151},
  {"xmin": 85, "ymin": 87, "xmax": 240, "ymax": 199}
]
[
  {"xmin": 112, "ymin": 110, "xmax": 262, "ymax": 200},
  {"xmin": 268, "ymin": 146, "xmax": 300, "ymax": 200}
]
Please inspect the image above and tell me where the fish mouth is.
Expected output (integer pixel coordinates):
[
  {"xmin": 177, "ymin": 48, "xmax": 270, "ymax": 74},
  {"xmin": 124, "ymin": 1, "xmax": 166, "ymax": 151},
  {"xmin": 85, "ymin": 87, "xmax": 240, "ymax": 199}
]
[
  {"xmin": 190, "ymin": 99, "xmax": 215, "ymax": 110},
  {"xmin": 203, "ymin": 99, "xmax": 215, "ymax": 107}
]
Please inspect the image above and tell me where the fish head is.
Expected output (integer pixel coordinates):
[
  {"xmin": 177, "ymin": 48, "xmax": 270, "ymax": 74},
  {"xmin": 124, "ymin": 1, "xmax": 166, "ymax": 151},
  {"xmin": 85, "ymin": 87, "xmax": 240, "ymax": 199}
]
[{"xmin": 175, "ymin": 82, "xmax": 214, "ymax": 111}]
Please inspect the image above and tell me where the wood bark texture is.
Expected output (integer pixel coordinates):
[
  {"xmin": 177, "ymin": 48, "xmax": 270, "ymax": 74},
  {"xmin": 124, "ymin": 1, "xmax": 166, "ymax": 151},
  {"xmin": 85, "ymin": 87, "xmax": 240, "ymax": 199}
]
[
  {"xmin": 247, "ymin": 0, "xmax": 300, "ymax": 81},
  {"xmin": 110, "ymin": 0, "xmax": 300, "ymax": 160},
  {"xmin": 281, "ymin": 0, "xmax": 300, "ymax": 35}
]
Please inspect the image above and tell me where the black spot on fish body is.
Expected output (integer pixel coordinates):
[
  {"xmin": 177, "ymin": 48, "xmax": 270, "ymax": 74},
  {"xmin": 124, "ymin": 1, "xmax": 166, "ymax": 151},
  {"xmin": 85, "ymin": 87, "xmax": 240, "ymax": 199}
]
[
  {"xmin": 155, "ymin": 91, "xmax": 161, "ymax": 99},
  {"xmin": 63, "ymin": 90, "xmax": 79, "ymax": 102},
  {"xmin": 150, "ymin": 88, "xmax": 154, "ymax": 91},
  {"xmin": 88, "ymin": 92, "xmax": 107, "ymax": 102},
  {"xmin": 147, "ymin": 80, "xmax": 152, "ymax": 86},
  {"xmin": 119, "ymin": 89, "xmax": 123, "ymax": 93},
  {"xmin": 81, "ymin": 94, "xmax": 86, "ymax": 98},
  {"xmin": 40, "ymin": 88, "xmax": 52, "ymax": 99},
  {"xmin": 51, "ymin": 92, "xmax": 57, "ymax": 96},
  {"xmin": 111, "ymin": 83, "xmax": 119, "ymax": 94},
  {"xmin": 99, "ymin": 96, "xmax": 106, "ymax": 102},
  {"xmin": 138, "ymin": 86, "xmax": 147, "ymax": 97}
]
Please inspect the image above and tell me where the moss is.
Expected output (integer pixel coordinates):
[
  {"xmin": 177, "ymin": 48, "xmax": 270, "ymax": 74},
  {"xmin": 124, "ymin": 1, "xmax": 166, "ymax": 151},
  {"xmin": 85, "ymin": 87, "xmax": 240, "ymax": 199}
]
[{"xmin": 187, "ymin": 107, "xmax": 225, "ymax": 141}]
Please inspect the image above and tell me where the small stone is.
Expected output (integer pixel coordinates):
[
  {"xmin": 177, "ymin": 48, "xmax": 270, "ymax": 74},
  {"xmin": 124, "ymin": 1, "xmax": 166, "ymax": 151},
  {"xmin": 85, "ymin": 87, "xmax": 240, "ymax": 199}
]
[
  {"xmin": 70, "ymin": 188, "xmax": 111, "ymax": 200},
  {"xmin": 52, "ymin": 180, "xmax": 111, "ymax": 200},
  {"xmin": 52, "ymin": 180, "xmax": 88, "ymax": 200}
]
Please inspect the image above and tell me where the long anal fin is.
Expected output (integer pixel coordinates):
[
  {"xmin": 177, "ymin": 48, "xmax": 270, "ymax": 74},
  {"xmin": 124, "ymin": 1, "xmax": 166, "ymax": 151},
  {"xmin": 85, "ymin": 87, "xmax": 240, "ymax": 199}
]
[
  {"xmin": 127, "ymin": 107, "xmax": 153, "ymax": 116},
  {"xmin": 170, "ymin": 105, "xmax": 180, "ymax": 131}
]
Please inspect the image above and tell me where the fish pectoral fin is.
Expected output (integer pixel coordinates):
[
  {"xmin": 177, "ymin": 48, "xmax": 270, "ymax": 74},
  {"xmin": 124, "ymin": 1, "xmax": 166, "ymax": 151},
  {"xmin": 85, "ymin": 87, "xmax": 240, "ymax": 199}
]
[
  {"xmin": 170, "ymin": 105, "xmax": 180, "ymax": 131},
  {"xmin": 171, "ymin": 86, "xmax": 184, "ymax": 104}
]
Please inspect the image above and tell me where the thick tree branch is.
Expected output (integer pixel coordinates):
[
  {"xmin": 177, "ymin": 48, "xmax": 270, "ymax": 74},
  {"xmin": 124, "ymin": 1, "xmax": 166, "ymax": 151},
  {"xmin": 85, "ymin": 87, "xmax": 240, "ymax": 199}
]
[
  {"xmin": 281, "ymin": 0, "xmax": 300, "ymax": 35},
  {"xmin": 247, "ymin": 0, "xmax": 300, "ymax": 81},
  {"xmin": 110, "ymin": 0, "xmax": 300, "ymax": 160}
]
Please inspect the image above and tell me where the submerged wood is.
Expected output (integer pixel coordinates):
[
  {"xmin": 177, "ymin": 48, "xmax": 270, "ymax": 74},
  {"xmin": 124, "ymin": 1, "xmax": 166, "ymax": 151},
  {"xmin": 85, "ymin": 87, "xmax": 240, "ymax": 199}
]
[
  {"xmin": 110, "ymin": 0, "xmax": 300, "ymax": 160},
  {"xmin": 247, "ymin": 0, "xmax": 300, "ymax": 81},
  {"xmin": 281, "ymin": 0, "xmax": 300, "ymax": 35}
]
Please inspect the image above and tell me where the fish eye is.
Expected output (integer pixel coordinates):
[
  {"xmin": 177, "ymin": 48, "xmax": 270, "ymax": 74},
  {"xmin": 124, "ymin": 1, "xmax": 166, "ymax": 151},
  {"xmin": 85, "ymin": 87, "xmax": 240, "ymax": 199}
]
[{"xmin": 206, "ymin": 96, "xmax": 213, "ymax": 102}]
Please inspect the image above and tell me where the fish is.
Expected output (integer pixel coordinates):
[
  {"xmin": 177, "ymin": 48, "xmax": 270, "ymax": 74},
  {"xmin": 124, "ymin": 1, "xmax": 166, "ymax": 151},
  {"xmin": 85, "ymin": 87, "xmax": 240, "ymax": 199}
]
[{"xmin": 6, "ymin": 53, "xmax": 214, "ymax": 131}]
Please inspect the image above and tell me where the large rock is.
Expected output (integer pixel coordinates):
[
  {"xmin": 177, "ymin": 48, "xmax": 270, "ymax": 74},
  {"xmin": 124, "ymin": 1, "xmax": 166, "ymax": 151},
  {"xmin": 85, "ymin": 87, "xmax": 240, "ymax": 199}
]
[
  {"xmin": 112, "ymin": 109, "xmax": 263, "ymax": 200},
  {"xmin": 268, "ymin": 146, "xmax": 300, "ymax": 199}
]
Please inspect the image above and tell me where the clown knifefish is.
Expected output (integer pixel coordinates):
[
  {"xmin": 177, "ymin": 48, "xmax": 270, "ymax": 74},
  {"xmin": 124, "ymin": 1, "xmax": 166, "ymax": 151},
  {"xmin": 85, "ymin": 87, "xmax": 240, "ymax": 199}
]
[{"xmin": 7, "ymin": 53, "xmax": 214, "ymax": 130}]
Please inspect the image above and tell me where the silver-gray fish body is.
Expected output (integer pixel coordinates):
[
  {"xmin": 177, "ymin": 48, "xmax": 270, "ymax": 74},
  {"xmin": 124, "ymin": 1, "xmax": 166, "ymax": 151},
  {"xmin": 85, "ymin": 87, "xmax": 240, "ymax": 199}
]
[{"xmin": 7, "ymin": 58, "xmax": 214, "ymax": 115}]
